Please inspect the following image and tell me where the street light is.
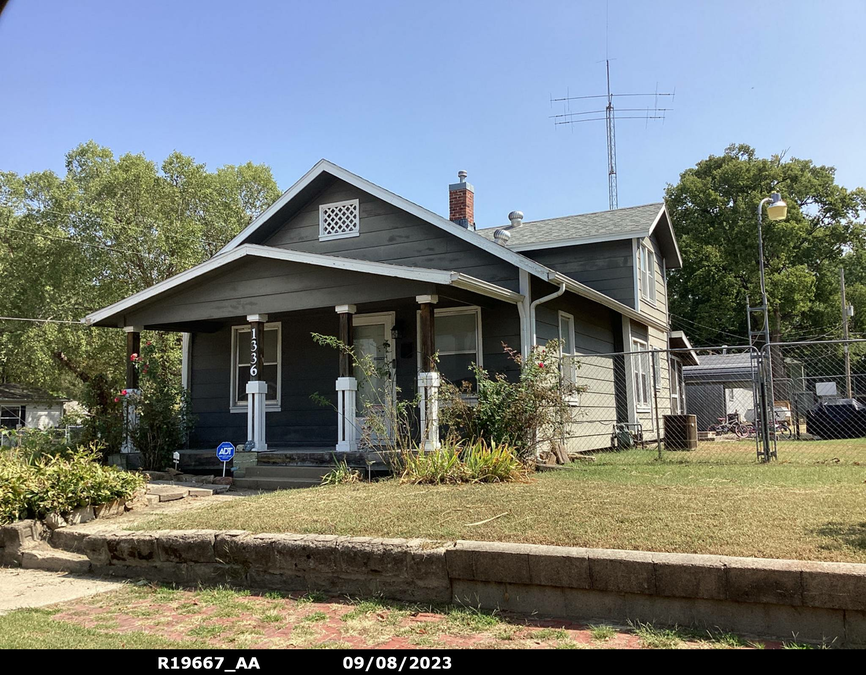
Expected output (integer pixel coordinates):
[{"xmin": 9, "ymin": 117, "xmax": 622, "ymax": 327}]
[{"xmin": 756, "ymin": 192, "xmax": 787, "ymax": 461}]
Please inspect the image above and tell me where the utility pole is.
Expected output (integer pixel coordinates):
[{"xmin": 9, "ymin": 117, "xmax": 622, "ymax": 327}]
[{"xmin": 841, "ymin": 268, "xmax": 853, "ymax": 398}]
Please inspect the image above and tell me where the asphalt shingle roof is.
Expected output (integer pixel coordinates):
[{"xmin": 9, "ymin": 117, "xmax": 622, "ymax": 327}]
[
  {"xmin": 0, "ymin": 383, "xmax": 68, "ymax": 402},
  {"xmin": 476, "ymin": 203, "xmax": 664, "ymax": 249}
]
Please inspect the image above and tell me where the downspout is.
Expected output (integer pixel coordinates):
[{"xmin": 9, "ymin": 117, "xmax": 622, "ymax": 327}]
[{"xmin": 530, "ymin": 282, "xmax": 567, "ymax": 349}]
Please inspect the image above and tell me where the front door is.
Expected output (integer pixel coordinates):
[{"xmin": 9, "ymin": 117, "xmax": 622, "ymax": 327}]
[{"xmin": 353, "ymin": 312, "xmax": 395, "ymax": 444}]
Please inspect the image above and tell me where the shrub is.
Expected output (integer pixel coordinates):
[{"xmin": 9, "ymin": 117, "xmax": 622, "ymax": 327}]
[
  {"xmin": 129, "ymin": 341, "xmax": 195, "ymax": 471},
  {"xmin": 439, "ymin": 341, "xmax": 585, "ymax": 462},
  {"xmin": 0, "ymin": 445, "xmax": 145, "ymax": 524},
  {"xmin": 399, "ymin": 440, "xmax": 526, "ymax": 485},
  {"xmin": 320, "ymin": 458, "xmax": 362, "ymax": 486},
  {"xmin": 0, "ymin": 427, "xmax": 74, "ymax": 463}
]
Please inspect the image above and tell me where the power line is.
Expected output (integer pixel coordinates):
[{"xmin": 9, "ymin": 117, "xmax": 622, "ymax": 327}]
[
  {"xmin": 670, "ymin": 313, "xmax": 748, "ymax": 342},
  {"xmin": 0, "ymin": 316, "xmax": 83, "ymax": 325}
]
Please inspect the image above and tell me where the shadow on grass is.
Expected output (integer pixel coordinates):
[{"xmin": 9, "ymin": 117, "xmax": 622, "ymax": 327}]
[{"xmin": 812, "ymin": 521, "xmax": 866, "ymax": 551}]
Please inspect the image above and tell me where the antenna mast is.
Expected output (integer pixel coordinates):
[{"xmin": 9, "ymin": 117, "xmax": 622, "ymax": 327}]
[{"xmin": 550, "ymin": 63, "xmax": 673, "ymax": 211}]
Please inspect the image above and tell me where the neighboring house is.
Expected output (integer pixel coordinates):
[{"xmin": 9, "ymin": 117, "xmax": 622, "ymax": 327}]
[
  {"xmin": 682, "ymin": 352, "xmax": 758, "ymax": 430},
  {"xmin": 85, "ymin": 160, "xmax": 686, "ymax": 456},
  {"xmin": 0, "ymin": 383, "xmax": 70, "ymax": 430}
]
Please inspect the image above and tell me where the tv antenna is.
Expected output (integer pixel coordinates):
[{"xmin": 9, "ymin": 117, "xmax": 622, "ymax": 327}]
[{"xmin": 550, "ymin": 60, "xmax": 673, "ymax": 210}]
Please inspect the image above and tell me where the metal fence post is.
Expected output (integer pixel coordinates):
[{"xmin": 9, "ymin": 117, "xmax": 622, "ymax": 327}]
[{"xmin": 651, "ymin": 350, "xmax": 662, "ymax": 460}]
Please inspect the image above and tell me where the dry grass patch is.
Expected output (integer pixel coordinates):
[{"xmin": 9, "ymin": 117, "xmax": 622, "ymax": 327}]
[{"xmin": 134, "ymin": 454, "xmax": 866, "ymax": 563}]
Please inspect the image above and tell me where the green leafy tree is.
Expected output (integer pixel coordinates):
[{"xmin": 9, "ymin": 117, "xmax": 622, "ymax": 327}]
[
  {"xmin": 0, "ymin": 142, "xmax": 281, "ymax": 400},
  {"xmin": 665, "ymin": 144, "xmax": 866, "ymax": 346}
]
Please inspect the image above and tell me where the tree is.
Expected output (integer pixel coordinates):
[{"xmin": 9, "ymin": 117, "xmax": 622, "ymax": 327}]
[
  {"xmin": 665, "ymin": 144, "xmax": 866, "ymax": 347},
  {"xmin": 0, "ymin": 142, "xmax": 281, "ymax": 399}
]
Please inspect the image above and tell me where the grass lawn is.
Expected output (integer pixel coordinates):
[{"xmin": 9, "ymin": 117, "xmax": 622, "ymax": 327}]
[
  {"xmin": 133, "ymin": 449, "xmax": 866, "ymax": 564},
  {"xmin": 0, "ymin": 583, "xmax": 802, "ymax": 649}
]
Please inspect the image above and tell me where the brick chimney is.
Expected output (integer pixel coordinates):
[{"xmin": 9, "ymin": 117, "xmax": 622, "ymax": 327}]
[{"xmin": 449, "ymin": 170, "xmax": 475, "ymax": 230}]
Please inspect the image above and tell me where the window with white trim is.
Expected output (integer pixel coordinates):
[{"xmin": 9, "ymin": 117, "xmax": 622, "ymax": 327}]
[
  {"xmin": 319, "ymin": 199, "xmax": 360, "ymax": 241},
  {"xmin": 419, "ymin": 307, "xmax": 482, "ymax": 387},
  {"xmin": 639, "ymin": 243, "xmax": 657, "ymax": 304},
  {"xmin": 557, "ymin": 311, "xmax": 577, "ymax": 388},
  {"xmin": 632, "ymin": 338, "xmax": 650, "ymax": 409},
  {"xmin": 231, "ymin": 323, "xmax": 281, "ymax": 410},
  {"xmin": 0, "ymin": 405, "xmax": 25, "ymax": 429}
]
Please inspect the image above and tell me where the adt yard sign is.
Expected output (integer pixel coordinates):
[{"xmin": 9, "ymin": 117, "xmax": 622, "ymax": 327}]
[{"xmin": 216, "ymin": 442, "xmax": 235, "ymax": 477}]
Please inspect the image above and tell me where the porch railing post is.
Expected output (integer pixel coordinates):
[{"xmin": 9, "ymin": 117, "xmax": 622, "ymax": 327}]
[
  {"xmin": 335, "ymin": 305, "xmax": 357, "ymax": 452},
  {"xmin": 246, "ymin": 314, "xmax": 268, "ymax": 452},
  {"xmin": 122, "ymin": 325, "xmax": 142, "ymax": 454},
  {"xmin": 417, "ymin": 295, "xmax": 440, "ymax": 450}
]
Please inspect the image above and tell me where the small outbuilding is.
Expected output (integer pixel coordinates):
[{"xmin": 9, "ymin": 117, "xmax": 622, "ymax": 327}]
[{"xmin": 0, "ymin": 383, "xmax": 71, "ymax": 430}]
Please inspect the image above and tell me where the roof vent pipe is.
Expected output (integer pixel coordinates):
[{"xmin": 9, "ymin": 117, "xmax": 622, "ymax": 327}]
[{"xmin": 494, "ymin": 210, "xmax": 524, "ymax": 246}]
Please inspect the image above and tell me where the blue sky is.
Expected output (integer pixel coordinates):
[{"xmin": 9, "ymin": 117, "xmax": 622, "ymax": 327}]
[{"xmin": 1, "ymin": 0, "xmax": 864, "ymax": 229}]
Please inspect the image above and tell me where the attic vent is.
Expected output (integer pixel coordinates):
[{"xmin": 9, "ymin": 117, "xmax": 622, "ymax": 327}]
[{"xmin": 319, "ymin": 199, "xmax": 360, "ymax": 241}]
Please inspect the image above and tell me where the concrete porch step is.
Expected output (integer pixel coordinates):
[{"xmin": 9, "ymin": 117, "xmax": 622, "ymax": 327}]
[
  {"xmin": 20, "ymin": 546, "xmax": 91, "ymax": 574},
  {"xmin": 244, "ymin": 465, "xmax": 335, "ymax": 480},
  {"xmin": 232, "ymin": 476, "xmax": 322, "ymax": 491}
]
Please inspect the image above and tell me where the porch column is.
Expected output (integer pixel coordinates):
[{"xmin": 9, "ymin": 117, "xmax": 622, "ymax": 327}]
[
  {"xmin": 417, "ymin": 295, "xmax": 440, "ymax": 450},
  {"xmin": 121, "ymin": 325, "xmax": 142, "ymax": 454},
  {"xmin": 335, "ymin": 304, "xmax": 358, "ymax": 452},
  {"xmin": 246, "ymin": 314, "xmax": 268, "ymax": 452}
]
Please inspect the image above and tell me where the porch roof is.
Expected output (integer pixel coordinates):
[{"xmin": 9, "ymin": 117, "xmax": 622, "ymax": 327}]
[{"xmin": 83, "ymin": 244, "xmax": 523, "ymax": 328}]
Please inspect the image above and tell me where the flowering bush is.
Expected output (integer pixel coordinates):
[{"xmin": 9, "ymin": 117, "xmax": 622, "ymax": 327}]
[
  {"xmin": 439, "ymin": 341, "xmax": 585, "ymax": 462},
  {"xmin": 128, "ymin": 340, "xmax": 194, "ymax": 471}
]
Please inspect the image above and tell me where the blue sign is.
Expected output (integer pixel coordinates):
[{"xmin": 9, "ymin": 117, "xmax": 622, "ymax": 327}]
[{"xmin": 216, "ymin": 442, "xmax": 235, "ymax": 462}]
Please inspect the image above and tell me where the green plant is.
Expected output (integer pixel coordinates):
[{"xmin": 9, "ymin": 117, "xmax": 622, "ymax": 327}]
[
  {"xmin": 589, "ymin": 624, "xmax": 616, "ymax": 641},
  {"xmin": 399, "ymin": 439, "xmax": 526, "ymax": 485},
  {"xmin": 439, "ymin": 341, "xmax": 585, "ymax": 463},
  {"xmin": 311, "ymin": 332, "xmax": 418, "ymax": 463},
  {"xmin": 321, "ymin": 457, "xmax": 362, "ymax": 486},
  {"xmin": 0, "ymin": 444, "xmax": 145, "ymax": 523},
  {"xmin": 129, "ymin": 340, "xmax": 195, "ymax": 471}
]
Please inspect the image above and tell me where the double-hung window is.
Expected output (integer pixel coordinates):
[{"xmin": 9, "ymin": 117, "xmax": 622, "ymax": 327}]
[
  {"xmin": 639, "ymin": 243, "xmax": 657, "ymax": 304},
  {"xmin": 231, "ymin": 323, "xmax": 281, "ymax": 411},
  {"xmin": 420, "ymin": 307, "xmax": 482, "ymax": 388},
  {"xmin": 632, "ymin": 338, "xmax": 650, "ymax": 409},
  {"xmin": 557, "ymin": 311, "xmax": 577, "ymax": 389}
]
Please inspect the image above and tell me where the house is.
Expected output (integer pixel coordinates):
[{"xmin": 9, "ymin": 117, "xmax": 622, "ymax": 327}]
[
  {"xmin": 0, "ymin": 383, "xmax": 70, "ymax": 431},
  {"xmin": 682, "ymin": 352, "xmax": 758, "ymax": 430},
  {"xmin": 84, "ymin": 160, "xmax": 686, "ymax": 472}
]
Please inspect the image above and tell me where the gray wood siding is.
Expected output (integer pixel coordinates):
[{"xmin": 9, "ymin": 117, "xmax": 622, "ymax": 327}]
[
  {"xmin": 524, "ymin": 240, "xmax": 636, "ymax": 307},
  {"xmin": 533, "ymin": 285, "xmax": 619, "ymax": 452},
  {"xmin": 262, "ymin": 180, "xmax": 520, "ymax": 291},
  {"xmin": 189, "ymin": 309, "xmax": 341, "ymax": 449},
  {"xmin": 124, "ymin": 258, "xmax": 437, "ymax": 327}
]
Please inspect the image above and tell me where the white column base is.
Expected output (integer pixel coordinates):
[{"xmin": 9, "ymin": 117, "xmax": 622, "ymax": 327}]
[
  {"xmin": 121, "ymin": 389, "xmax": 141, "ymax": 454},
  {"xmin": 246, "ymin": 380, "xmax": 268, "ymax": 452},
  {"xmin": 336, "ymin": 376, "xmax": 358, "ymax": 452},
  {"xmin": 418, "ymin": 372, "xmax": 441, "ymax": 450}
]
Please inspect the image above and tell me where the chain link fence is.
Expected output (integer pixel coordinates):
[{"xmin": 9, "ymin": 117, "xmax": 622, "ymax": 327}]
[{"xmin": 558, "ymin": 339, "xmax": 866, "ymax": 465}]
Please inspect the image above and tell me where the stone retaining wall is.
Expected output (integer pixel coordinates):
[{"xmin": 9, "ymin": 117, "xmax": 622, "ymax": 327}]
[{"xmin": 3, "ymin": 524, "xmax": 865, "ymax": 646}]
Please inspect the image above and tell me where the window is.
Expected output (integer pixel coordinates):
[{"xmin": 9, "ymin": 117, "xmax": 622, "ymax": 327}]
[
  {"xmin": 557, "ymin": 311, "xmax": 577, "ymax": 387},
  {"xmin": 670, "ymin": 357, "xmax": 683, "ymax": 414},
  {"xmin": 639, "ymin": 243, "xmax": 657, "ymax": 304},
  {"xmin": 632, "ymin": 338, "xmax": 650, "ymax": 409},
  {"xmin": 231, "ymin": 323, "xmax": 281, "ymax": 411},
  {"xmin": 419, "ymin": 307, "xmax": 482, "ymax": 387},
  {"xmin": 0, "ymin": 405, "xmax": 25, "ymax": 429},
  {"xmin": 319, "ymin": 199, "xmax": 360, "ymax": 241}
]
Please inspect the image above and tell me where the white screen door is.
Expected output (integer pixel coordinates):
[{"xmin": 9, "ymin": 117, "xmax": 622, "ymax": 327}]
[{"xmin": 353, "ymin": 313, "xmax": 395, "ymax": 444}]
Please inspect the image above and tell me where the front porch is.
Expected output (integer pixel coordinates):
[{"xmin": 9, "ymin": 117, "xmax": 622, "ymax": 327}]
[{"xmin": 84, "ymin": 246, "xmax": 524, "ymax": 466}]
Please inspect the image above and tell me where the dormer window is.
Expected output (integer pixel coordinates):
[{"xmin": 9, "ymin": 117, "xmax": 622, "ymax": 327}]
[{"xmin": 319, "ymin": 199, "xmax": 360, "ymax": 241}]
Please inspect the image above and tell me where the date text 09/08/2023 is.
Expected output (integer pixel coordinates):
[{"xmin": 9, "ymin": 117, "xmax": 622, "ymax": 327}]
[{"xmin": 156, "ymin": 656, "xmax": 453, "ymax": 672}]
